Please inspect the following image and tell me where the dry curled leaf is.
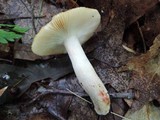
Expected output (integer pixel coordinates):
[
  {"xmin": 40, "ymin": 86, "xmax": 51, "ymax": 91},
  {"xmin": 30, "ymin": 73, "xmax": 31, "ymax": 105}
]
[
  {"xmin": 127, "ymin": 34, "xmax": 160, "ymax": 110},
  {"xmin": 123, "ymin": 103, "xmax": 160, "ymax": 120}
]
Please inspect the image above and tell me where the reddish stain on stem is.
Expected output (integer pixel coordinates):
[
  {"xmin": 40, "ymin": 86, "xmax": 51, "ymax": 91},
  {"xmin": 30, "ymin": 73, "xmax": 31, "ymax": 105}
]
[{"xmin": 99, "ymin": 90, "xmax": 110, "ymax": 104}]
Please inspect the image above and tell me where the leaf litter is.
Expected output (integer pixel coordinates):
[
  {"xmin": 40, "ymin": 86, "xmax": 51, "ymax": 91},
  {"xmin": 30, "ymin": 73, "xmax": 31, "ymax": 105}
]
[
  {"xmin": 0, "ymin": 0, "xmax": 160, "ymax": 120},
  {"xmin": 123, "ymin": 103, "xmax": 160, "ymax": 120},
  {"xmin": 126, "ymin": 34, "xmax": 160, "ymax": 110}
]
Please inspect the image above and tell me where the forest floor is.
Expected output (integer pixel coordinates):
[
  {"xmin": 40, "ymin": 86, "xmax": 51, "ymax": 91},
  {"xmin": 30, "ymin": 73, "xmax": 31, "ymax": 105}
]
[{"xmin": 0, "ymin": 0, "xmax": 160, "ymax": 120}]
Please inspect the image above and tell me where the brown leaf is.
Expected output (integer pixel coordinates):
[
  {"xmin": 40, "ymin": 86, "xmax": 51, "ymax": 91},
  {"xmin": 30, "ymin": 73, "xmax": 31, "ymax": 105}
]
[
  {"xmin": 141, "ymin": 5, "xmax": 160, "ymax": 47},
  {"xmin": 28, "ymin": 113, "xmax": 53, "ymax": 120},
  {"xmin": 123, "ymin": 103, "xmax": 160, "ymax": 120},
  {"xmin": 81, "ymin": 0, "xmax": 158, "ymax": 28},
  {"xmin": 14, "ymin": 42, "xmax": 49, "ymax": 60},
  {"xmin": 127, "ymin": 34, "xmax": 160, "ymax": 110},
  {"xmin": 95, "ymin": 62, "xmax": 129, "ymax": 91},
  {"xmin": 0, "ymin": 57, "xmax": 72, "ymax": 105},
  {"xmin": 56, "ymin": 0, "xmax": 79, "ymax": 8},
  {"xmin": 124, "ymin": 0, "xmax": 158, "ymax": 26}
]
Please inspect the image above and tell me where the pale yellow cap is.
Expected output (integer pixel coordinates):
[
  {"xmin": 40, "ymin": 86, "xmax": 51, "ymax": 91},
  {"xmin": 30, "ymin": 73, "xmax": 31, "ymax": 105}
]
[{"xmin": 31, "ymin": 7, "xmax": 100, "ymax": 56}]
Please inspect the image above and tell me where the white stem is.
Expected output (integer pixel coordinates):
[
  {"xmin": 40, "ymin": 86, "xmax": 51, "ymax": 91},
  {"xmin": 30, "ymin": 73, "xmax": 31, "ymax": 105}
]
[{"xmin": 64, "ymin": 36, "xmax": 110, "ymax": 115}]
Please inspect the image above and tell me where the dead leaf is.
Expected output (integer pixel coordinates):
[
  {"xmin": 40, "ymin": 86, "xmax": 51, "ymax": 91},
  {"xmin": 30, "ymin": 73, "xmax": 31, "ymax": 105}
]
[
  {"xmin": 124, "ymin": 0, "xmax": 158, "ymax": 26},
  {"xmin": 95, "ymin": 62, "xmax": 129, "ymax": 91},
  {"xmin": 14, "ymin": 42, "xmax": 50, "ymax": 60},
  {"xmin": 0, "ymin": 57, "xmax": 72, "ymax": 105},
  {"xmin": 81, "ymin": 0, "xmax": 158, "ymax": 29},
  {"xmin": 28, "ymin": 113, "xmax": 53, "ymax": 120},
  {"xmin": 123, "ymin": 103, "xmax": 160, "ymax": 120},
  {"xmin": 141, "ymin": 4, "xmax": 160, "ymax": 47},
  {"xmin": 56, "ymin": 0, "xmax": 79, "ymax": 8},
  {"xmin": 126, "ymin": 34, "xmax": 160, "ymax": 110},
  {"xmin": 123, "ymin": 4, "xmax": 160, "ymax": 53},
  {"xmin": 0, "ymin": 44, "xmax": 10, "ymax": 58}
]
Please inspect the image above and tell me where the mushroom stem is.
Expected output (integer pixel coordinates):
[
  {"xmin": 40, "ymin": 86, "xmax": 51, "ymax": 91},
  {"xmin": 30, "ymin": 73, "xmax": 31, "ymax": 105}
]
[{"xmin": 64, "ymin": 36, "xmax": 110, "ymax": 115}]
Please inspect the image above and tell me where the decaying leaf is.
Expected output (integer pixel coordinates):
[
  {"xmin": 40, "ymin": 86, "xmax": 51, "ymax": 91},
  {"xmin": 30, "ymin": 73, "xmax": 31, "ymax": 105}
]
[
  {"xmin": 55, "ymin": 0, "xmax": 79, "ymax": 8},
  {"xmin": 123, "ymin": 103, "xmax": 160, "ymax": 120},
  {"xmin": 126, "ymin": 34, "xmax": 160, "ymax": 109},
  {"xmin": 81, "ymin": 0, "xmax": 158, "ymax": 29},
  {"xmin": 141, "ymin": 4, "xmax": 160, "ymax": 47},
  {"xmin": 14, "ymin": 43, "xmax": 49, "ymax": 60},
  {"xmin": 0, "ymin": 57, "xmax": 72, "ymax": 105}
]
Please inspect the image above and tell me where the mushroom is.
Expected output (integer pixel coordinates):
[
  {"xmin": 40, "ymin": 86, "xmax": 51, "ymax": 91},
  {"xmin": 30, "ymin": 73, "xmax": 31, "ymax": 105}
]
[{"xmin": 31, "ymin": 7, "xmax": 110, "ymax": 115}]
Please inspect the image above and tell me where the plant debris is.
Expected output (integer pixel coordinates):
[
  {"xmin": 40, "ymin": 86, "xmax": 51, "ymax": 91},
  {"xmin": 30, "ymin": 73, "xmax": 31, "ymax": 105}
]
[
  {"xmin": 0, "ymin": 0, "xmax": 160, "ymax": 119},
  {"xmin": 126, "ymin": 34, "xmax": 160, "ymax": 110},
  {"xmin": 123, "ymin": 103, "xmax": 160, "ymax": 120}
]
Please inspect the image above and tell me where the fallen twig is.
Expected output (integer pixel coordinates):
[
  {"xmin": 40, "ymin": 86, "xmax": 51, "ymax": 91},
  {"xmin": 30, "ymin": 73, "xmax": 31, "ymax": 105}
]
[
  {"xmin": 0, "ymin": 58, "xmax": 12, "ymax": 63},
  {"xmin": 109, "ymin": 91, "xmax": 135, "ymax": 99},
  {"xmin": 66, "ymin": 88, "xmax": 92, "ymax": 104},
  {"xmin": 0, "ymin": 16, "xmax": 46, "ymax": 21},
  {"xmin": 111, "ymin": 112, "xmax": 131, "ymax": 120},
  {"xmin": 136, "ymin": 21, "xmax": 147, "ymax": 52},
  {"xmin": 31, "ymin": 0, "xmax": 37, "ymax": 34},
  {"xmin": 20, "ymin": 0, "xmax": 32, "ymax": 14},
  {"xmin": 20, "ymin": 0, "xmax": 37, "ymax": 34},
  {"xmin": 26, "ymin": 88, "xmax": 87, "ymax": 106}
]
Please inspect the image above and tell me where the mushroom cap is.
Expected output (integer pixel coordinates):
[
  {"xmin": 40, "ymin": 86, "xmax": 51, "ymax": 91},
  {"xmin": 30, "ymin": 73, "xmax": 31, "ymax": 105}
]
[{"xmin": 32, "ymin": 7, "xmax": 100, "ymax": 56}]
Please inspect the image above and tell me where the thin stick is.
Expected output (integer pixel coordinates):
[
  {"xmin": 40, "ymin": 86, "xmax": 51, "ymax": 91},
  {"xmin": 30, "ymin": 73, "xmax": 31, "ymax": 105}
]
[
  {"xmin": 111, "ymin": 112, "xmax": 131, "ymax": 120},
  {"xmin": 38, "ymin": 0, "xmax": 44, "ymax": 16},
  {"xmin": 31, "ymin": 0, "xmax": 37, "ymax": 34},
  {"xmin": 26, "ymin": 89, "xmax": 87, "ymax": 106},
  {"xmin": 66, "ymin": 88, "xmax": 92, "ymax": 104},
  {"xmin": 20, "ymin": 0, "xmax": 37, "ymax": 34},
  {"xmin": 20, "ymin": 0, "xmax": 32, "ymax": 14},
  {"xmin": 0, "ymin": 58, "xmax": 12, "ymax": 63},
  {"xmin": 37, "ymin": 0, "xmax": 44, "ymax": 26},
  {"xmin": 136, "ymin": 21, "xmax": 146, "ymax": 52},
  {"xmin": 0, "ymin": 16, "xmax": 46, "ymax": 21},
  {"xmin": 109, "ymin": 91, "xmax": 135, "ymax": 99},
  {"xmin": 122, "ymin": 44, "xmax": 136, "ymax": 54}
]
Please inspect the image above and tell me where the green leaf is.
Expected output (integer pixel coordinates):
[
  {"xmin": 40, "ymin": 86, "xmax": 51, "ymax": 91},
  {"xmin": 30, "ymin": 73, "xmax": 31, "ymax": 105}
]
[
  {"xmin": 0, "ymin": 37, "xmax": 8, "ymax": 44},
  {"xmin": 0, "ymin": 29, "xmax": 22, "ymax": 44},
  {"xmin": 0, "ymin": 24, "xmax": 15, "ymax": 27},
  {"xmin": 12, "ymin": 25, "xmax": 30, "ymax": 34},
  {"xmin": 0, "ymin": 24, "xmax": 30, "ymax": 34},
  {"xmin": 0, "ymin": 24, "xmax": 30, "ymax": 44}
]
